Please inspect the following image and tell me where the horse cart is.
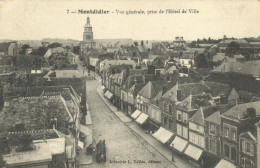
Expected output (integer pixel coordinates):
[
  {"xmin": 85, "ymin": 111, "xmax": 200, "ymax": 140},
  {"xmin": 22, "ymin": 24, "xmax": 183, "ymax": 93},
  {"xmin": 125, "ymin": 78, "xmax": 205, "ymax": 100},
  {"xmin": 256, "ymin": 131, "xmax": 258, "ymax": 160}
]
[{"xmin": 96, "ymin": 140, "xmax": 106, "ymax": 163}]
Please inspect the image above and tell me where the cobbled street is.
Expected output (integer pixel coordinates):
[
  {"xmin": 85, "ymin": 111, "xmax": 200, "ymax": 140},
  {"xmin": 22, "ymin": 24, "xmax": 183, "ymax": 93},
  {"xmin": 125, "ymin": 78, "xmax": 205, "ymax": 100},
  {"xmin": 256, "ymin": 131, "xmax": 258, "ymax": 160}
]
[{"xmin": 81, "ymin": 79, "xmax": 176, "ymax": 168}]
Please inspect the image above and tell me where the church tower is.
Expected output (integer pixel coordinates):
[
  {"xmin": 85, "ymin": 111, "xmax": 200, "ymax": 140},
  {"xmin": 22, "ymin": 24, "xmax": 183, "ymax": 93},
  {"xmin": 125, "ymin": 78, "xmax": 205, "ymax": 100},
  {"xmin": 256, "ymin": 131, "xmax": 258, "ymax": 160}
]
[
  {"xmin": 81, "ymin": 17, "xmax": 96, "ymax": 51},
  {"xmin": 83, "ymin": 17, "xmax": 93, "ymax": 42}
]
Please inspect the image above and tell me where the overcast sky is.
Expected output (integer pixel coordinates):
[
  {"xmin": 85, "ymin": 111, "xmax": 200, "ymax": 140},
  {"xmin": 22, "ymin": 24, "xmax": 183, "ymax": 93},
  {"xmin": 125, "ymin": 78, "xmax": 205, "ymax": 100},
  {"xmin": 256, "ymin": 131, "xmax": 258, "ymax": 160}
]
[{"xmin": 0, "ymin": 0, "xmax": 260, "ymax": 41}]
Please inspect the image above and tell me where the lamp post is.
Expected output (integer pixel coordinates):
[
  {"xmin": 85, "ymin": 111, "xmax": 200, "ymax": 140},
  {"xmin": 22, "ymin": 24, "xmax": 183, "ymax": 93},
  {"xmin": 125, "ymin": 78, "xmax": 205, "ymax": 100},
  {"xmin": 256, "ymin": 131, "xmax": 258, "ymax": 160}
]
[{"xmin": 171, "ymin": 143, "xmax": 175, "ymax": 162}]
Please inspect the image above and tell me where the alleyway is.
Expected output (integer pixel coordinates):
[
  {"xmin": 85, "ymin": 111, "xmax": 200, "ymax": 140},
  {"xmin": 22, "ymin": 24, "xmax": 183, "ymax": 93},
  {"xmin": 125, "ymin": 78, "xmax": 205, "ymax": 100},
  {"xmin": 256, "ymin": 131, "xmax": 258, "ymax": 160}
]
[{"xmin": 82, "ymin": 79, "xmax": 176, "ymax": 168}]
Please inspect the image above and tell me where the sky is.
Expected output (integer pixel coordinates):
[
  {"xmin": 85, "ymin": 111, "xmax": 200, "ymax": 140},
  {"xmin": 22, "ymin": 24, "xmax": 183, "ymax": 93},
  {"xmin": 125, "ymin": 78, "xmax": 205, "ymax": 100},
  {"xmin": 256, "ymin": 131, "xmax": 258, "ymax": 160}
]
[{"xmin": 0, "ymin": 0, "xmax": 260, "ymax": 41}]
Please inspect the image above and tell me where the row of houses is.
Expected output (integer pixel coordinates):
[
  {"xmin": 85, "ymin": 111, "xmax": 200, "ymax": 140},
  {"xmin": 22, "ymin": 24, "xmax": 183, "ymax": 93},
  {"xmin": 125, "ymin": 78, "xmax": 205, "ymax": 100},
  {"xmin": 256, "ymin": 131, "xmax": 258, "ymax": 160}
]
[{"xmin": 101, "ymin": 61, "xmax": 260, "ymax": 168}]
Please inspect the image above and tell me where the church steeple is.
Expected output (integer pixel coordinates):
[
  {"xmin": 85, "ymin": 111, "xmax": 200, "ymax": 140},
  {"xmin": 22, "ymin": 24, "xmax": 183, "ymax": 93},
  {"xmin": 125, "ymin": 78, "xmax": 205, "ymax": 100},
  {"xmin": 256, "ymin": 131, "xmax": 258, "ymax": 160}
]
[
  {"xmin": 83, "ymin": 16, "xmax": 93, "ymax": 42},
  {"xmin": 85, "ymin": 17, "xmax": 91, "ymax": 27}
]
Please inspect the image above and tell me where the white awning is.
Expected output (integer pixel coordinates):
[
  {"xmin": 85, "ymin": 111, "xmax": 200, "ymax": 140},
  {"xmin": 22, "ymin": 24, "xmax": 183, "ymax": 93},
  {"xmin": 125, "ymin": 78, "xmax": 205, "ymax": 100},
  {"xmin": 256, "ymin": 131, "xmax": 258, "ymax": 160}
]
[
  {"xmin": 136, "ymin": 113, "xmax": 149, "ymax": 124},
  {"xmin": 152, "ymin": 127, "xmax": 174, "ymax": 144},
  {"xmin": 170, "ymin": 136, "xmax": 188, "ymax": 153},
  {"xmin": 215, "ymin": 159, "xmax": 236, "ymax": 168},
  {"xmin": 131, "ymin": 110, "xmax": 142, "ymax": 119},
  {"xmin": 107, "ymin": 91, "xmax": 113, "ymax": 99},
  {"xmin": 184, "ymin": 144, "xmax": 203, "ymax": 161},
  {"xmin": 78, "ymin": 141, "xmax": 84, "ymax": 149},
  {"xmin": 104, "ymin": 91, "xmax": 109, "ymax": 98}
]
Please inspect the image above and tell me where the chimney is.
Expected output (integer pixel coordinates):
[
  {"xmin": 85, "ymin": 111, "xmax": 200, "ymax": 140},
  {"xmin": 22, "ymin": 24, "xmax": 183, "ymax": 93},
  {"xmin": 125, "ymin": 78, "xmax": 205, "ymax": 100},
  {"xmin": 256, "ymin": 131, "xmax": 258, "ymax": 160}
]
[
  {"xmin": 0, "ymin": 136, "xmax": 10, "ymax": 154},
  {"xmin": 247, "ymin": 108, "xmax": 256, "ymax": 119},
  {"xmin": 147, "ymin": 65, "xmax": 155, "ymax": 74},
  {"xmin": 256, "ymin": 121, "xmax": 260, "ymax": 168},
  {"xmin": 177, "ymin": 89, "xmax": 182, "ymax": 101}
]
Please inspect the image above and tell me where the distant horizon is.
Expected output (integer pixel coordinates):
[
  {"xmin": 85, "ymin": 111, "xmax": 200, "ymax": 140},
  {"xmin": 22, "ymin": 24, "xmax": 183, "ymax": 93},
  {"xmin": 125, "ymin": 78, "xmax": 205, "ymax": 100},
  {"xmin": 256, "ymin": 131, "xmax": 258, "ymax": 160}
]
[{"xmin": 1, "ymin": 35, "xmax": 260, "ymax": 43}]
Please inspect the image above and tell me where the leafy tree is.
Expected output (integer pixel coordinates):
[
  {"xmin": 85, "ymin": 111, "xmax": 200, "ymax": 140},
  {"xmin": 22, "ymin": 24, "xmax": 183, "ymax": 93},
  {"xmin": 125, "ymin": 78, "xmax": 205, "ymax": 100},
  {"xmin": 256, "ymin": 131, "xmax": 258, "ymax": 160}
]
[
  {"xmin": 48, "ymin": 42, "xmax": 62, "ymax": 48},
  {"xmin": 189, "ymin": 41, "xmax": 197, "ymax": 48},
  {"xmin": 195, "ymin": 53, "xmax": 208, "ymax": 68},
  {"xmin": 19, "ymin": 44, "xmax": 30, "ymax": 55},
  {"xmin": 226, "ymin": 42, "xmax": 240, "ymax": 56},
  {"xmin": 73, "ymin": 46, "xmax": 80, "ymax": 55},
  {"xmin": 134, "ymin": 41, "xmax": 138, "ymax": 46}
]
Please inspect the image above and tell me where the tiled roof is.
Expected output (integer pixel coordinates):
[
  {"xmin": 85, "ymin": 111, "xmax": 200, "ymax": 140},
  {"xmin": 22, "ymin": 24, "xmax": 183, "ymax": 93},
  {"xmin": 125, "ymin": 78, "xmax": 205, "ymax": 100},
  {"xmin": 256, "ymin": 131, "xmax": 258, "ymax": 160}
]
[
  {"xmin": 128, "ymin": 83, "xmax": 146, "ymax": 96},
  {"xmin": 0, "ymin": 96, "xmax": 71, "ymax": 134},
  {"xmin": 138, "ymin": 81, "xmax": 173, "ymax": 99},
  {"xmin": 162, "ymin": 84, "xmax": 178, "ymax": 101},
  {"xmin": 177, "ymin": 93, "xmax": 215, "ymax": 111},
  {"xmin": 189, "ymin": 106, "xmax": 217, "ymax": 126},
  {"xmin": 177, "ymin": 82, "xmax": 211, "ymax": 101},
  {"xmin": 204, "ymin": 81, "xmax": 231, "ymax": 97},
  {"xmin": 221, "ymin": 101, "xmax": 260, "ymax": 121},
  {"xmin": 212, "ymin": 53, "xmax": 225, "ymax": 62},
  {"xmin": 212, "ymin": 61, "xmax": 260, "ymax": 76},
  {"xmin": 205, "ymin": 111, "xmax": 221, "ymax": 125},
  {"xmin": 228, "ymin": 88, "xmax": 239, "ymax": 100}
]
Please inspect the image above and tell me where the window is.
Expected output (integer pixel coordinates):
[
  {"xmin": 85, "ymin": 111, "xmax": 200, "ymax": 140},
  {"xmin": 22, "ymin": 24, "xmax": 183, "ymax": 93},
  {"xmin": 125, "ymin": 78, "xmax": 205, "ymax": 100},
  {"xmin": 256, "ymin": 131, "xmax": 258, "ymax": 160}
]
[
  {"xmin": 183, "ymin": 113, "xmax": 188, "ymax": 123},
  {"xmin": 177, "ymin": 110, "xmax": 182, "ymax": 121},
  {"xmin": 177, "ymin": 124, "xmax": 182, "ymax": 136},
  {"xmin": 164, "ymin": 102, "xmax": 167, "ymax": 111},
  {"xmin": 231, "ymin": 147, "xmax": 236, "ymax": 161},
  {"xmin": 209, "ymin": 124, "xmax": 216, "ymax": 135},
  {"xmin": 224, "ymin": 144, "xmax": 229, "ymax": 158},
  {"xmin": 164, "ymin": 116, "xmax": 168, "ymax": 126},
  {"xmin": 241, "ymin": 158, "xmax": 245, "ymax": 168},
  {"xmin": 231, "ymin": 129, "xmax": 237, "ymax": 141},
  {"xmin": 169, "ymin": 119, "xmax": 173, "ymax": 130},
  {"xmin": 224, "ymin": 126, "xmax": 229, "ymax": 137},
  {"xmin": 169, "ymin": 105, "xmax": 172, "ymax": 114},
  {"xmin": 242, "ymin": 140, "xmax": 254, "ymax": 156},
  {"xmin": 183, "ymin": 126, "xmax": 188, "ymax": 139},
  {"xmin": 209, "ymin": 139, "xmax": 216, "ymax": 153}
]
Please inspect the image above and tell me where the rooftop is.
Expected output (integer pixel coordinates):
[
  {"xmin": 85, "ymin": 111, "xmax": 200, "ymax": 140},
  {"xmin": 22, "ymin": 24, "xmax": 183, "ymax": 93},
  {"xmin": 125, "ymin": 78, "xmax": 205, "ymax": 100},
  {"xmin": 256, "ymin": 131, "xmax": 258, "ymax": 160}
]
[
  {"xmin": 177, "ymin": 93, "xmax": 215, "ymax": 111},
  {"xmin": 44, "ymin": 70, "xmax": 83, "ymax": 78},
  {"xmin": 221, "ymin": 101, "xmax": 260, "ymax": 121},
  {"xmin": 212, "ymin": 60, "xmax": 260, "ymax": 76},
  {"xmin": 0, "ymin": 96, "xmax": 72, "ymax": 134},
  {"xmin": 189, "ymin": 106, "xmax": 217, "ymax": 126},
  {"xmin": 3, "ymin": 138, "xmax": 65, "ymax": 167}
]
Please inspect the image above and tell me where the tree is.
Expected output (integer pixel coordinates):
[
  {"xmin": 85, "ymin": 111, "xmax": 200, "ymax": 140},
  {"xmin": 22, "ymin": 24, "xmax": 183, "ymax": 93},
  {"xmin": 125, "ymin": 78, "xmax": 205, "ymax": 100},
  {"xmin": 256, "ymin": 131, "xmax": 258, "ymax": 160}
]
[
  {"xmin": 195, "ymin": 53, "xmax": 208, "ymax": 68},
  {"xmin": 226, "ymin": 42, "xmax": 240, "ymax": 56},
  {"xmin": 48, "ymin": 42, "xmax": 62, "ymax": 48},
  {"xmin": 73, "ymin": 46, "xmax": 80, "ymax": 55},
  {"xmin": 19, "ymin": 44, "xmax": 30, "ymax": 55},
  {"xmin": 189, "ymin": 41, "xmax": 197, "ymax": 48},
  {"xmin": 134, "ymin": 41, "xmax": 138, "ymax": 46},
  {"xmin": 208, "ymin": 37, "xmax": 212, "ymax": 43}
]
